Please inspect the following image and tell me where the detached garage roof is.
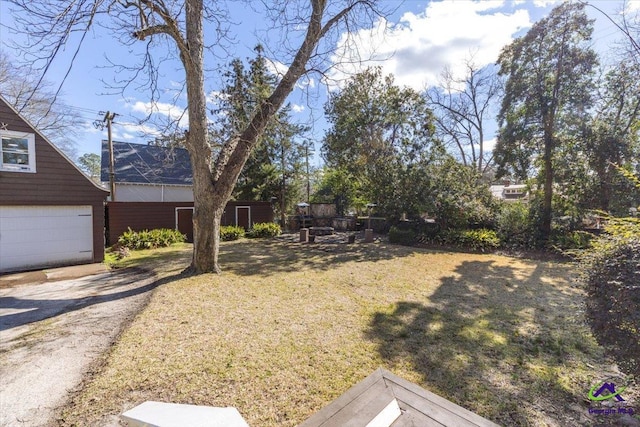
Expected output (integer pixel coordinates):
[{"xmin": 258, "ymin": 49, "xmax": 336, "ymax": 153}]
[
  {"xmin": 101, "ymin": 140, "xmax": 193, "ymax": 185},
  {"xmin": 299, "ymin": 368, "xmax": 500, "ymax": 427}
]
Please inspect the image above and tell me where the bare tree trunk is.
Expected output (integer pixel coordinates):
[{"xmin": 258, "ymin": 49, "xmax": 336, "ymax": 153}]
[
  {"xmin": 181, "ymin": 0, "xmax": 223, "ymax": 272},
  {"xmin": 191, "ymin": 192, "xmax": 224, "ymax": 273}
]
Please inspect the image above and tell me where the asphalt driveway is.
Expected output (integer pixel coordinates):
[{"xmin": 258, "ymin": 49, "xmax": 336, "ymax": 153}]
[{"xmin": 0, "ymin": 267, "xmax": 159, "ymax": 427}]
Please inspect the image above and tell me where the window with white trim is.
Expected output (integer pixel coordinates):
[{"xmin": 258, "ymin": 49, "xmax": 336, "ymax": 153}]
[{"xmin": 1, "ymin": 130, "xmax": 36, "ymax": 172}]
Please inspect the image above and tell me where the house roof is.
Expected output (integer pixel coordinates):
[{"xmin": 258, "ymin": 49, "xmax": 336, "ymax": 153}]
[
  {"xmin": 101, "ymin": 140, "xmax": 193, "ymax": 185},
  {"xmin": 299, "ymin": 368, "xmax": 500, "ymax": 427},
  {"xmin": 490, "ymin": 184, "xmax": 527, "ymax": 199},
  {"xmin": 0, "ymin": 95, "xmax": 108, "ymax": 195}
]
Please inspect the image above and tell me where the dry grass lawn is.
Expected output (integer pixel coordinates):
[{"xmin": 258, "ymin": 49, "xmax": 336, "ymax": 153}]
[{"xmin": 59, "ymin": 238, "xmax": 637, "ymax": 426}]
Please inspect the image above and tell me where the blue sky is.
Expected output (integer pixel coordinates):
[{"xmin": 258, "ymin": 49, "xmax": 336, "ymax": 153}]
[{"xmin": 1, "ymin": 0, "xmax": 637, "ymax": 164}]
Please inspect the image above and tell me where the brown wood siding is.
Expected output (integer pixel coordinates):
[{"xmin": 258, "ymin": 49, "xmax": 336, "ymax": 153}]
[
  {"xmin": 222, "ymin": 201, "xmax": 274, "ymax": 228},
  {"xmin": 0, "ymin": 99, "xmax": 109, "ymax": 263},
  {"xmin": 106, "ymin": 201, "xmax": 274, "ymax": 245},
  {"xmin": 106, "ymin": 202, "xmax": 194, "ymax": 245},
  {"xmin": 0, "ymin": 101, "xmax": 108, "ymax": 205}
]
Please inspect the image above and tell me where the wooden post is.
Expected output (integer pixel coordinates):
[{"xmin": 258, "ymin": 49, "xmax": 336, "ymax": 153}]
[{"xmin": 364, "ymin": 229, "xmax": 374, "ymax": 243}]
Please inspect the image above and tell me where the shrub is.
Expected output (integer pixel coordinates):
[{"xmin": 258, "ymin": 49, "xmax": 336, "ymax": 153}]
[
  {"xmin": 457, "ymin": 228, "xmax": 501, "ymax": 252},
  {"xmin": 117, "ymin": 228, "xmax": 186, "ymax": 250},
  {"xmin": 437, "ymin": 228, "xmax": 500, "ymax": 252},
  {"xmin": 246, "ymin": 222, "xmax": 281, "ymax": 238},
  {"xmin": 496, "ymin": 202, "xmax": 534, "ymax": 247},
  {"xmin": 388, "ymin": 226, "xmax": 416, "ymax": 245},
  {"xmin": 220, "ymin": 225, "xmax": 245, "ymax": 241},
  {"xmin": 581, "ymin": 217, "xmax": 640, "ymax": 380},
  {"xmin": 549, "ymin": 230, "xmax": 594, "ymax": 251}
]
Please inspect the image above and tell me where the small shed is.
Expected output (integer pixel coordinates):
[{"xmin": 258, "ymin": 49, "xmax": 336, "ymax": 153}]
[
  {"xmin": 105, "ymin": 200, "xmax": 273, "ymax": 245},
  {"xmin": 0, "ymin": 96, "xmax": 109, "ymax": 272},
  {"xmin": 101, "ymin": 141, "xmax": 273, "ymax": 244}
]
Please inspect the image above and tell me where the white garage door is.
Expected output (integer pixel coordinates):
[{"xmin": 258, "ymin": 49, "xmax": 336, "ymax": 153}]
[{"xmin": 0, "ymin": 206, "xmax": 94, "ymax": 273}]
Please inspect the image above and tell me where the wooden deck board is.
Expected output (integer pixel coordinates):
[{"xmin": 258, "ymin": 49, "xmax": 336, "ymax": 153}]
[
  {"xmin": 384, "ymin": 371, "xmax": 500, "ymax": 427},
  {"xmin": 391, "ymin": 411, "xmax": 446, "ymax": 427},
  {"xmin": 298, "ymin": 368, "xmax": 500, "ymax": 427}
]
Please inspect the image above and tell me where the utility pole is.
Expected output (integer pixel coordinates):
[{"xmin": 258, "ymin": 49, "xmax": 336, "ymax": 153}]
[
  {"xmin": 97, "ymin": 111, "xmax": 118, "ymax": 201},
  {"xmin": 106, "ymin": 112, "xmax": 117, "ymax": 201}
]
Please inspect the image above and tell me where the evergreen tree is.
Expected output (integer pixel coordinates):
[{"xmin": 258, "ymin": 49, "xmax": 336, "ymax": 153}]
[
  {"xmin": 213, "ymin": 46, "xmax": 307, "ymax": 216},
  {"xmin": 496, "ymin": 2, "xmax": 598, "ymax": 241}
]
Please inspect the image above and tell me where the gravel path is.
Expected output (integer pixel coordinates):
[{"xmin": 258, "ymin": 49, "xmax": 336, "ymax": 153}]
[{"xmin": 0, "ymin": 269, "xmax": 157, "ymax": 427}]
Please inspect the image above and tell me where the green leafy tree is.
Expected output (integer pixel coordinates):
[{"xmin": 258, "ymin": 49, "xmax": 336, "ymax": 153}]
[
  {"xmin": 322, "ymin": 67, "xmax": 440, "ymax": 219},
  {"xmin": 421, "ymin": 157, "xmax": 498, "ymax": 230},
  {"xmin": 581, "ymin": 59, "xmax": 640, "ymax": 214},
  {"xmin": 311, "ymin": 167, "xmax": 364, "ymax": 216},
  {"xmin": 77, "ymin": 152, "xmax": 101, "ymax": 182},
  {"xmin": 495, "ymin": 2, "xmax": 598, "ymax": 241},
  {"xmin": 581, "ymin": 168, "xmax": 640, "ymax": 381}
]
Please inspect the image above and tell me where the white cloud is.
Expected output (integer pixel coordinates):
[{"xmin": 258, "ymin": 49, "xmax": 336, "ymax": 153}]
[
  {"xmin": 533, "ymin": 0, "xmax": 560, "ymax": 7},
  {"xmin": 83, "ymin": 122, "xmax": 101, "ymax": 134},
  {"xmin": 296, "ymin": 76, "xmax": 316, "ymax": 90},
  {"xmin": 626, "ymin": 1, "xmax": 640, "ymax": 12},
  {"xmin": 291, "ymin": 104, "xmax": 305, "ymax": 113},
  {"xmin": 129, "ymin": 101, "xmax": 189, "ymax": 128},
  {"xmin": 327, "ymin": 0, "xmax": 532, "ymax": 91},
  {"xmin": 265, "ymin": 59, "xmax": 288, "ymax": 80},
  {"xmin": 481, "ymin": 137, "xmax": 497, "ymax": 152},
  {"xmin": 206, "ymin": 90, "xmax": 223, "ymax": 104},
  {"xmin": 113, "ymin": 122, "xmax": 161, "ymax": 140}
]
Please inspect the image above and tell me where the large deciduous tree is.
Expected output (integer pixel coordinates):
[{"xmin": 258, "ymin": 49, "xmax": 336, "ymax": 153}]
[
  {"xmin": 8, "ymin": 0, "xmax": 384, "ymax": 273},
  {"xmin": 426, "ymin": 59, "xmax": 500, "ymax": 176},
  {"xmin": 322, "ymin": 67, "xmax": 440, "ymax": 219},
  {"xmin": 495, "ymin": 2, "xmax": 598, "ymax": 241}
]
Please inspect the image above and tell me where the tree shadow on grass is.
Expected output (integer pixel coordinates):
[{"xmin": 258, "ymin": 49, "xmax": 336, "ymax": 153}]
[
  {"xmin": 365, "ymin": 259, "xmax": 620, "ymax": 426},
  {"xmin": 219, "ymin": 238, "xmax": 417, "ymax": 277}
]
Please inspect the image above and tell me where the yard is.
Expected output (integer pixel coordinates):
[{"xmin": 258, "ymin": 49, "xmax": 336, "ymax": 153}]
[{"xmin": 60, "ymin": 238, "xmax": 636, "ymax": 426}]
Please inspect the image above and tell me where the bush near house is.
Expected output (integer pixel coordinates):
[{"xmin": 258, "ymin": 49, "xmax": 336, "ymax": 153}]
[
  {"xmin": 246, "ymin": 222, "xmax": 281, "ymax": 238},
  {"xmin": 117, "ymin": 228, "xmax": 186, "ymax": 250},
  {"xmin": 220, "ymin": 225, "xmax": 245, "ymax": 241}
]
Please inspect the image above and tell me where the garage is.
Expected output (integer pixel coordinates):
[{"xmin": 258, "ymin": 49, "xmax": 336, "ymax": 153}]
[
  {"xmin": 1, "ymin": 95, "xmax": 109, "ymax": 273},
  {"xmin": 0, "ymin": 206, "xmax": 94, "ymax": 272}
]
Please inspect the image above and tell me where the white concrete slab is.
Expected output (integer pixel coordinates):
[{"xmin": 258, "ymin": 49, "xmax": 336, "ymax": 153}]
[{"xmin": 121, "ymin": 401, "xmax": 250, "ymax": 427}]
